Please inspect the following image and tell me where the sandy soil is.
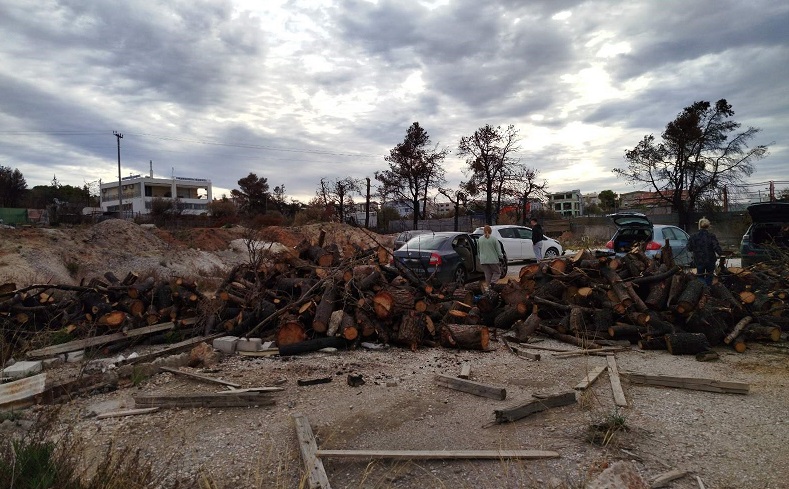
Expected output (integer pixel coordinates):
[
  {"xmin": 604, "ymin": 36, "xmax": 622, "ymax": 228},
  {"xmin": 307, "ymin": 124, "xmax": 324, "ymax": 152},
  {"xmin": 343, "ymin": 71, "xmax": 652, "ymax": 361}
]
[{"xmin": 1, "ymin": 221, "xmax": 787, "ymax": 489}]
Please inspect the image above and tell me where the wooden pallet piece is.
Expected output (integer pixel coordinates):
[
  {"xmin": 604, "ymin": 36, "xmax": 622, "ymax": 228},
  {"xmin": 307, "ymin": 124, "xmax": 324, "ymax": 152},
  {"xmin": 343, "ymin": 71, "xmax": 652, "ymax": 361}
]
[
  {"xmin": 621, "ymin": 372, "xmax": 749, "ymax": 395},
  {"xmin": 315, "ymin": 449, "xmax": 560, "ymax": 460},
  {"xmin": 159, "ymin": 366, "xmax": 241, "ymax": 388},
  {"xmin": 494, "ymin": 391, "xmax": 577, "ymax": 424},
  {"xmin": 434, "ymin": 374, "xmax": 506, "ymax": 400},
  {"xmin": 606, "ymin": 355, "xmax": 628, "ymax": 407},
  {"xmin": 574, "ymin": 366, "xmax": 607, "ymax": 391},
  {"xmin": 292, "ymin": 413, "xmax": 332, "ymax": 489},
  {"xmin": 26, "ymin": 322, "xmax": 176, "ymax": 358}
]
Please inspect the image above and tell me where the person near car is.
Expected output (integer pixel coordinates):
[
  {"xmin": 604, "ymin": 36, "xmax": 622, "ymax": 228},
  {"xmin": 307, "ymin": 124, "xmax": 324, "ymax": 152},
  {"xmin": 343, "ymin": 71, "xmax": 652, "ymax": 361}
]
[
  {"xmin": 687, "ymin": 217, "xmax": 722, "ymax": 286},
  {"xmin": 530, "ymin": 217, "xmax": 545, "ymax": 260},
  {"xmin": 477, "ymin": 225, "xmax": 503, "ymax": 292}
]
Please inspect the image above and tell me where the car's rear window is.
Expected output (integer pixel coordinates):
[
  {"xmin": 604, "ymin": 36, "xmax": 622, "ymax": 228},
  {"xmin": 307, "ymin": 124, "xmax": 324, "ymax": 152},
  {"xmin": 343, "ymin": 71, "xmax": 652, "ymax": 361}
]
[{"xmin": 404, "ymin": 235, "xmax": 447, "ymax": 249}]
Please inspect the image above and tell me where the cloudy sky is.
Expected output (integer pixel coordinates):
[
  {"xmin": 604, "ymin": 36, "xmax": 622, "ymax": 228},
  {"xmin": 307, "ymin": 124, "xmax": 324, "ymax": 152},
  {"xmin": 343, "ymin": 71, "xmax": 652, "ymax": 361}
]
[{"xmin": 1, "ymin": 0, "xmax": 787, "ymax": 205}]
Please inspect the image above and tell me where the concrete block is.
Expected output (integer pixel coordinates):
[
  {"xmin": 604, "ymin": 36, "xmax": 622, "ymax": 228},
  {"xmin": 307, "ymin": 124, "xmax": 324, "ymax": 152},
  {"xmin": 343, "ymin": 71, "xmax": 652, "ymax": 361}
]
[
  {"xmin": 42, "ymin": 357, "xmax": 64, "ymax": 370},
  {"xmin": 2, "ymin": 360, "xmax": 43, "ymax": 379},
  {"xmin": 236, "ymin": 338, "xmax": 263, "ymax": 352},
  {"xmin": 66, "ymin": 350, "xmax": 85, "ymax": 363},
  {"xmin": 212, "ymin": 336, "xmax": 239, "ymax": 354}
]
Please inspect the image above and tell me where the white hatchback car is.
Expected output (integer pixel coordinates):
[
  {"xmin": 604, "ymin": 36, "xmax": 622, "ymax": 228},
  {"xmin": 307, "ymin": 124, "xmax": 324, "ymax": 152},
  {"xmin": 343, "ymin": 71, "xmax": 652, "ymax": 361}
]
[{"xmin": 472, "ymin": 225, "xmax": 563, "ymax": 261}]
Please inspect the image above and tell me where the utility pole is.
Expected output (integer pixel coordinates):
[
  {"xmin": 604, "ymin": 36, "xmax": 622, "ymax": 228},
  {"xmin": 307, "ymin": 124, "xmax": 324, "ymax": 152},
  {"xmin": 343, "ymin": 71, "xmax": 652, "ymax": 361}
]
[
  {"xmin": 365, "ymin": 177, "xmax": 371, "ymax": 229},
  {"xmin": 113, "ymin": 131, "xmax": 123, "ymax": 218}
]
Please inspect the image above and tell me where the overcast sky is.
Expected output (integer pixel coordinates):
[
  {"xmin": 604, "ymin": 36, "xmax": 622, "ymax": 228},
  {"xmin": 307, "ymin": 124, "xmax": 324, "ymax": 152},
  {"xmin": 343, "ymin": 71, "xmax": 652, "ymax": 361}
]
[{"xmin": 1, "ymin": 0, "xmax": 787, "ymax": 205}]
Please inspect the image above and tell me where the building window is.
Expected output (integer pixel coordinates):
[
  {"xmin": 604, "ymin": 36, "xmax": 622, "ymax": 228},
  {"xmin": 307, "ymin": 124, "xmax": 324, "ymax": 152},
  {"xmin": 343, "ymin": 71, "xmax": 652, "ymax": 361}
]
[{"xmin": 554, "ymin": 204, "xmax": 561, "ymax": 211}]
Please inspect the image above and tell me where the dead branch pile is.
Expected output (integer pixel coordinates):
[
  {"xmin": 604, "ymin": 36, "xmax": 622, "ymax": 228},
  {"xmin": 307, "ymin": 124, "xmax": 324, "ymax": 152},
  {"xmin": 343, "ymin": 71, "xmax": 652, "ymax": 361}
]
[{"xmin": 2, "ymin": 236, "xmax": 787, "ymax": 361}]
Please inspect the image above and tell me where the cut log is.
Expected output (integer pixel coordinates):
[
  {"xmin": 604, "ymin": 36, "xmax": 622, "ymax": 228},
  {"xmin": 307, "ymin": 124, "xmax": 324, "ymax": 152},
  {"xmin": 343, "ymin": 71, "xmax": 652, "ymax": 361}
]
[
  {"xmin": 665, "ymin": 333, "xmax": 711, "ymax": 355},
  {"xmin": 278, "ymin": 336, "xmax": 347, "ymax": 356},
  {"xmin": 312, "ymin": 284, "xmax": 338, "ymax": 333},
  {"xmin": 276, "ymin": 316, "xmax": 308, "ymax": 347},
  {"xmin": 675, "ymin": 279, "xmax": 706, "ymax": 314},
  {"xmin": 439, "ymin": 324, "xmax": 490, "ymax": 351},
  {"xmin": 394, "ymin": 311, "xmax": 427, "ymax": 351},
  {"xmin": 743, "ymin": 324, "xmax": 781, "ymax": 342},
  {"xmin": 492, "ymin": 304, "xmax": 529, "ymax": 330},
  {"xmin": 723, "ymin": 316, "xmax": 753, "ymax": 344},
  {"xmin": 511, "ymin": 313, "xmax": 540, "ymax": 342}
]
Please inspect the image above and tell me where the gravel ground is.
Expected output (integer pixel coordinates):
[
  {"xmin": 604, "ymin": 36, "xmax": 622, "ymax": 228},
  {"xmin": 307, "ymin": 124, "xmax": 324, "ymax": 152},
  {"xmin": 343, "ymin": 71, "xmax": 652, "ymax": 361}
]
[{"xmin": 20, "ymin": 336, "xmax": 786, "ymax": 489}]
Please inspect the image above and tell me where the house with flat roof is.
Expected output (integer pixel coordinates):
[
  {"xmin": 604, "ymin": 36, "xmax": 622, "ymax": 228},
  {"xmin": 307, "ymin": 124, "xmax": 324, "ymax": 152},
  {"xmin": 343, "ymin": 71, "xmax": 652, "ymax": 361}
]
[{"xmin": 100, "ymin": 174, "xmax": 212, "ymax": 216}]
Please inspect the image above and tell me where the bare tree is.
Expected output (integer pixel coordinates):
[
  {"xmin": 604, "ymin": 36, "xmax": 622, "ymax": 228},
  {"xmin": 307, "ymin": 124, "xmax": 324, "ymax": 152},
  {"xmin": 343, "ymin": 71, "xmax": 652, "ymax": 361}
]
[
  {"xmin": 316, "ymin": 177, "xmax": 361, "ymax": 223},
  {"xmin": 376, "ymin": 122, "xmax": 448, "ymax": 230},
  {"xmin": 614, "ymin": 99, "xmax": 768, "ymax": 230},
  {"xmin": 458, "ymin": 124, "xmax": 521, "ymax": 224}
]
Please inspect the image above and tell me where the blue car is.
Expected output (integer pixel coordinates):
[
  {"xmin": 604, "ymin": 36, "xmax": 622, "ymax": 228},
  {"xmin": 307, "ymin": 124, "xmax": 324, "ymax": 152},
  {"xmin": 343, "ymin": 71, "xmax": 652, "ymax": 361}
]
[{"xmin": 391, "ymin": 231, "xmax": 507, "ymax": 285}]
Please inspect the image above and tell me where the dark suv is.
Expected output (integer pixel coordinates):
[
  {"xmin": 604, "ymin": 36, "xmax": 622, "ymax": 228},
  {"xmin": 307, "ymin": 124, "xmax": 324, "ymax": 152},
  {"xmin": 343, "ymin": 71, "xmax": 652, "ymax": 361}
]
[{"xmin": 740, "ymin": 202, "xmax": 789, "ymax": 266}]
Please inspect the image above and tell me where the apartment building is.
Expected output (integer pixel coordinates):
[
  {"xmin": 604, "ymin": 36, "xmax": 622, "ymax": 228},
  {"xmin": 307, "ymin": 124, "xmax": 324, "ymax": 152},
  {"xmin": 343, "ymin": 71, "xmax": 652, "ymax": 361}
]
[{"xmin": 548, "ymin": 189, "xmax": 583, "ymax": 217}]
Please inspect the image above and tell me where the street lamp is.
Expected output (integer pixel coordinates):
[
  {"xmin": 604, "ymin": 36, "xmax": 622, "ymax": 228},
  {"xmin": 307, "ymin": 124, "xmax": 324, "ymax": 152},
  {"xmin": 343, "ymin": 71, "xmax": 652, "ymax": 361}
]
[{"xmin": 113, "ymin": 131, "xmax": 123, "ymax": 217}]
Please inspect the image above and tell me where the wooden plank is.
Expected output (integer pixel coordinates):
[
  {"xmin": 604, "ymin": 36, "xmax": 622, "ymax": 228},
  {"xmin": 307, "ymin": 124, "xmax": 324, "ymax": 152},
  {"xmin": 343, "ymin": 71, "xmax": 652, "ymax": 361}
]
[
  {"xmin": 315, "ymin": 449, "xmax": 560, "ymax": 460},
  {"xmin": 458, "ymin": 363, "xmax": 471, "ymax": 379},
  {"xmin": 494, "ymin": 391, "xmax": 576, "ymax": 424},
  {"xmin": 434, "ymin": 374, "xmax": 506, "ymax": 400},
  {"xmin": 159, "ymin": 366, "xmax": 241, "ymax": 388},
  {"xmin": 553, "ymin": 347, "xmax": 625, "ymax": 358},
  {"xmin": 621, "ymin": 372, "xmax": 749, "ymax": 395},
  {"xmin": 217, "ymin": 387, "xmax": 285, "ymax": 394},
  {"xmin": 651, "ymin": 469, "xmax": 689, "ymax": 488},
  {"xmin": 292, "ymin": 413, "xmax": 332, "ymax": 489},
  {"xmin": 123, "ymin": 333, "xmax": 225, "ymax": 365},
  {"xmin": 0, "ymin": 373, "xmax": 46, "ymax": 407},
  {"xmin": 606, "ymin": 355, "xmax": 628, "ymax": 407},
  {"xmin": 26, "ymin": 322, "xmax": 176, "ymax": 358},
  {"xmin": 134, "ymin": 392, "xmax": 276, "ymax": 408},
  {"xmin": 96, "ymin": 407, "xmax": 159, "ymax": 419},
  {"xmin": 574, "ymin": 366, "xmax": 606, "ymax": 391}
]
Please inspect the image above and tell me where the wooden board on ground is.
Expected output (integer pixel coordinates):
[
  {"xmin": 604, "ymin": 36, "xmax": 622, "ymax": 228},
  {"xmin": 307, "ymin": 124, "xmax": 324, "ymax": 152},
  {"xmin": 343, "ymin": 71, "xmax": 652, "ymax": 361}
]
[
  {"xmin": 134, "ymin": 392, "xmax": 276, "ymax": 408},
  {"xmin": 434, "ymin": 374, "xmax": 506, "ymax": 400},
  {"xmin": 494, "ymin": 391, "xmax": 577, "ymax": 424},
  {"xmin": 96, "ymin": 407, "xmax": 159, "ymax": 419},
  {"xmin": 574, "ymin": 366, "xmax": 607, "ymax": 391},
  {"xmin": 293, "ymin": 413, "xmax": 332, "ymax": 489},
  {"xmin": 123, "ymin": 333, "xmax": 225, "ymax": 365},
  {"xmin": 606, "ymin": 356, "xmax": 628, "ymax": 407},
  {"xmin": 315, "ymin": 449, "xmax": 560, "ymax": 460},
  {"xmin": 0, "ymin": 373, "xmax": 46, "ymax": 408},
  {"xmin": 621, "ymin": 372, "xmax": 749, "ymax": 395},
  {"xmin": 26, "ymin": 322, "xmax": 176, "ymax": 358},
  {"xmin": 159, "ymin": 366, "xmax": 241, "ymax": 388},
  {"xmin": 458, "ymin": 363, "xmax": 471, "ymax": 379}
]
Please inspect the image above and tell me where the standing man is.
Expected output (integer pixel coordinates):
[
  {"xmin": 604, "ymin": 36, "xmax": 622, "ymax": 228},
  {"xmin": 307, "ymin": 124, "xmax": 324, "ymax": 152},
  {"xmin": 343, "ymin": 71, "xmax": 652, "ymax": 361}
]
[
  {"xmin": 686, "ymin": 217, "xmax": 722, "ymax": 286},
  {"xmin": 530, "ymin": 217, "xmax": 545, "ymax": 261},
  {"xmin": 477, "ymin": 225, "xmax": 503, "ymax": 292}
]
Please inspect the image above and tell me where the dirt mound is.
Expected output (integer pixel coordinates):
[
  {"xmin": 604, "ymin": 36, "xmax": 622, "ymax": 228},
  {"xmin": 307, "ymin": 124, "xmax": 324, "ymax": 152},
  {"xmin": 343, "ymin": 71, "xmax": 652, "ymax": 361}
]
[{"xmin": 261, "ymin": 222, "xmax": 394, "ymax": 253}]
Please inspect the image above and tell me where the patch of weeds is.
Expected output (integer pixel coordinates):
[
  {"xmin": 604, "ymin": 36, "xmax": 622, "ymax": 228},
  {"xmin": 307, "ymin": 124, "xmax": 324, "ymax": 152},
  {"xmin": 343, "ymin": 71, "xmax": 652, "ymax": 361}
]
[
  {"xmin": 586, "ymin": 409, "xmax": 629, "ymax": 447},
  {"xmin": 0, "ymin": 410, "xmax": 22, "ymax": 423},
  {"xmin": 130, "ymin": 366, "xmax": 148, "ymax": 387},
  {"xmin": 65, "ymin": 259, "xmax": 80, "ymax": 276}
]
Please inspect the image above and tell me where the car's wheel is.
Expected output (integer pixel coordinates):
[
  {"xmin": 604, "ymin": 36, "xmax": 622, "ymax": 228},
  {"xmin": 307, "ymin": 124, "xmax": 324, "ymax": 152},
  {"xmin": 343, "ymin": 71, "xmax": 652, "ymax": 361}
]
[
  {"xmin": 543, "ymin": 247, "xmax": 560, "ymax": 259},
  {"xmin": 454, "ymin": 266, "xmax": 468, "ymax": 284}
]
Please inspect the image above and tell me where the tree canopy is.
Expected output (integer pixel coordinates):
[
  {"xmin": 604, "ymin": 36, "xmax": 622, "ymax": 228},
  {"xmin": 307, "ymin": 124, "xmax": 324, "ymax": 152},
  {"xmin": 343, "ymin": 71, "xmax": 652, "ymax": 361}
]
[
  {"xmin": 231, "ymin": 173, "xmax": 270, "ymax": 216},
  {"xmin": 598, "ymin": 190, "xmax": 617, "ymax": 212},
  {"xmin": 614, "ymin": 99, "xmax": 768, "ymax": 229},
  {"xmin": 376, "ymin": 122, "xmax": 447, "ymax": 230},
  {"xmin": 0, "ymin": 166, "xmax": 27, "ymax": 207}
]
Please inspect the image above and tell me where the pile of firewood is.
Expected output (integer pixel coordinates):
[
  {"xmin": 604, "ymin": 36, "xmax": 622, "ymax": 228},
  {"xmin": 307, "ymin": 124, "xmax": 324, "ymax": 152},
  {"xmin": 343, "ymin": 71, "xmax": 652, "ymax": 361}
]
[{"xmin": 2, "ymin": 233, "xmax": 787, "ymax": 360}]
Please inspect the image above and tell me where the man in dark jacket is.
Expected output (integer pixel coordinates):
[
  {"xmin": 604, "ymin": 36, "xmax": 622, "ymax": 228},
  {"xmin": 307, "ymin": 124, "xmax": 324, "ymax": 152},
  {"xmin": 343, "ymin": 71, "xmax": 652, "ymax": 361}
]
[
  {"xmin": 530, "ymin": 217, "xmax": 545, "ymax": 260},
  {"xmin": 687, "ymin": 217, "xmax": 722, "ymax": 286}
]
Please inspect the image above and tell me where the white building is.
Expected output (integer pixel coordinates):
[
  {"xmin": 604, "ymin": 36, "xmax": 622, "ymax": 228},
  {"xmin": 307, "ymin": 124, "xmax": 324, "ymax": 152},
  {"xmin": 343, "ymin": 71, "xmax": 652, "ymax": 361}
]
[
  {"xmin": 548, "ymin": 189, "xmax": 584, "ymax": 217},
  {"xmin": 100, "ymin": 174, "xmax": 212, "ymax": 216}
]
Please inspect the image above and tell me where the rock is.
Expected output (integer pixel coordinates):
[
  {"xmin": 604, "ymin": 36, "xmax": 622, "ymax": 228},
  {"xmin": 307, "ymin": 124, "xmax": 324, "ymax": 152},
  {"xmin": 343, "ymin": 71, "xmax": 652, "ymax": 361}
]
[
  {"xmin": 586, "ymin": 461, "xmax": 649, "ymax": 489},
  {"xmin": 189, "ymin": 342, "xmax": 219, "ymax": 367}
]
